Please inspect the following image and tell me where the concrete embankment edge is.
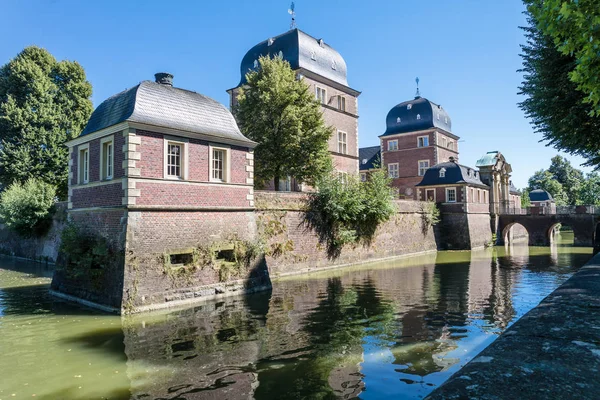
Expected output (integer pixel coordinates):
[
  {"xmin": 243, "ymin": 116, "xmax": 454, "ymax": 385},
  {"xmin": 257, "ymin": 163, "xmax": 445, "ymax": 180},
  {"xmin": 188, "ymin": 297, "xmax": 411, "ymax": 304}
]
[{"xmin": 426, "ymin": 252, "xmax": 600, "ymax": 400}]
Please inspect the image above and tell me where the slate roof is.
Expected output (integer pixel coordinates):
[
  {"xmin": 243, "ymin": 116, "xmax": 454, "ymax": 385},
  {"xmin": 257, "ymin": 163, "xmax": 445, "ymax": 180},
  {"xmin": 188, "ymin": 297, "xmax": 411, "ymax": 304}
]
[
  {"xmin": 416, "ymin": 161, "xmax": 488, "ymax": 188},
  {"xmin": 476, "ymin": 151, "xmax": 499, "ymax": 167},
  {"xmin": 359, "ymin": 146, "xmax": 381, "ymax": 171},
  {"xmin": 381, "ymin": 96, "xmax": 452, "ymax": 137},
  {"xmin": 529, "ymin": 189, "xmax": 553, "ymax": 202},
  {"xmin": 509, "ymin": 181, "xmax": 519, "ymax": 195},
  {"xmin": 81, "ymin": 80, "xmax": 255, "ymax": 146},
  {"xmin": 238, "ymin": 29, "xmax": 349, "ymax": 87}
]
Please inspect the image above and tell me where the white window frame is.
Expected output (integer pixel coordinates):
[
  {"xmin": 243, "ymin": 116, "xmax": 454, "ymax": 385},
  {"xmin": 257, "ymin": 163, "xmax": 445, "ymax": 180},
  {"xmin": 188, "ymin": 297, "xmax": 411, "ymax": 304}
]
[
  {"xmin": 417, "ymin": 136, "xmax": 429, "ymax": 147},
  {"xmin": 337, "ymin": 171, "xmax": 348, "ymax": 185},
  {"xmin": 388, "ymin": 139, "xmax": 398, "ymax": 151},
  {"xmin": 315, "ymin": 86, "xmax": 327, "ymax": 105},
  {"xmin": 418, "ymin": 160, "xmax": 430, "ymax": 176},
  {"xmin": 441, "ymin": 136, "xmax": 447, "ymax": 148},
  {"xmin": 337, "ymin": 130, "xmax": 347, "ymax": 154},
  {"xmin": 100, "ymin": 135, "xmax": 114, "ymax": 181},
  {"xmin": 446, "ymin": 187, "xmax": 457, "ymax": 203},
  {"xmin": 470, "ymin": 188, "xmax": 475, "ymax": 202},
  {"xmin": 448, "ymin": 141, "xmax": 454, "ymax": 150},
  {"xmin": 439, "ymin": 167, "xmax": 446, "ymax": 178},
  {"xmin": 209, "ymin": 144, "xmax": 230, "ymax": 183},
  {"xmin": 337, "ymin": 95, "xmax": 346, "ymax": 111},
  {"xmin": 163, "ymin": 137, "xmax": 189, "ymax": 180},
  {"xmin": 426, "ymin": 189, "xmax": 436, "ymax": 202},
  {"xmin": 388, "ymin": 163, "xmax": 399, "ymax": 179},
  {"xmin": 78, "ymin": 143, "xmax": 90, "ymax": 184}
]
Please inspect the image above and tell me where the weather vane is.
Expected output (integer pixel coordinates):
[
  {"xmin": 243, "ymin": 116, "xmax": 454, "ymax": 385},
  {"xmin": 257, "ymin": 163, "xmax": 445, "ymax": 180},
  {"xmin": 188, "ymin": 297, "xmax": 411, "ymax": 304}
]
[
  {"xmin": 415, "ymin": 77, "xmax": 421, "ymax": 98},
  {"xmin": 288, "ymin": 2, "xmax": 296, "ymax": 29}
]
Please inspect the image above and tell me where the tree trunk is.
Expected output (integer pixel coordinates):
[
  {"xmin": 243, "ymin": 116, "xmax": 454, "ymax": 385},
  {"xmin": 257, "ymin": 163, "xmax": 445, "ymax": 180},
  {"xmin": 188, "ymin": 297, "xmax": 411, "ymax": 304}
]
[{"xmin": 274, "ymin": 176, "xmax": 280, "ymax": 192}]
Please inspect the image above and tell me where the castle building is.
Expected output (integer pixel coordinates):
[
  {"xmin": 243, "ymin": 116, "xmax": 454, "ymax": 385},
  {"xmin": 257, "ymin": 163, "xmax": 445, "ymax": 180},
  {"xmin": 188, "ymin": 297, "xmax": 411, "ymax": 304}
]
[
  {"xmin": 379, "ymin": 95, "xmax": 459, "ymax": 199},
  {"xmin": 475, "ymin": 151, "xmax": 520, "ymax": 214},
  {"xmin": 228, "ymin": 28, "xmax": 360, "ymax": 190}
]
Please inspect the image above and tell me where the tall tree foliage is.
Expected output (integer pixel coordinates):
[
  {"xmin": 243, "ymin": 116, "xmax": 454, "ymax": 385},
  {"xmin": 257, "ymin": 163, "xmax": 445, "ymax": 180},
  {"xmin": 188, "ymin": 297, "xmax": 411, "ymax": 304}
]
[
  {"xmin": 547, "ymin": 155, "xmax": 583, "ymax": 205},
  {"xmin": 519, "ymin": 5, "xmax": 600, "ymax": 166},
  {"xmin": 527, "ymin": 169, "xmax": 568, "ymax": 206},
  {"xmin": 527, "ymin": 0, "xmax": 600, "ymax": 115},
  {"xmin": 235, "ymin": 55, "xmax": 332, "ymax": 190},
  {"xmin": 0, "ymin": 46, "xmax": 93, "ymax": 199}
]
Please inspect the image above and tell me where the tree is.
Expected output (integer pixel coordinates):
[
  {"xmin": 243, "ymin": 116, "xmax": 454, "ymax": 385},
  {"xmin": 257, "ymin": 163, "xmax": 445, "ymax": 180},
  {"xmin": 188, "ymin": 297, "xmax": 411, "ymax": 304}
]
[
  {"xmin": 0, "ymin": 178, "xmax": 56, "ymax": 237},
  {"xmin": 0, "ymin": 46, "xmax": 93, "ymax": 199},
  {"xmin": 578, "ymin": 172, "xmax": 600, "ymax": 206},
  {"xmin": 518, "ymin": 6, "xmax": 600, "ymax": 167},
  {"xmin": 547, "ymin": 155, "xmax": 583, "ymax": 205},
  {"xmin": 521, "ymin": 188, "xmax": 531, "ymax": 208},
  {"xmin": 527, "ymin": 169, "xmax": 568, "ymax": 205},
  {"xmin": 235, "ymin": 55, "xmax": 332, "ymax": 190},
  {"xmin": 527, "ymin": 0, "xmax": 600, "ymax": 115}
]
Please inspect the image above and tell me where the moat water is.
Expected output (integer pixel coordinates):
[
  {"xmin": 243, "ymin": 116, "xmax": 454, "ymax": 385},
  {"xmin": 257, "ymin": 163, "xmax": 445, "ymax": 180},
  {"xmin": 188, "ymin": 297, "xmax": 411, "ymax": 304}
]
[{"xmin": 0, "ymin": 233, "xmax": 592, "ymax": 400}]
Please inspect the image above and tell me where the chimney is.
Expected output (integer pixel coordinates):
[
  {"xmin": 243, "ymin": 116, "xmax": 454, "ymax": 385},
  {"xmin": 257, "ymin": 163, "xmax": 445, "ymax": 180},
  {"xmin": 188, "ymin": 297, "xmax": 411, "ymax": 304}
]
[{"xmin": 154, "ymin": 72, "xmax": 173, "ymax": 86}]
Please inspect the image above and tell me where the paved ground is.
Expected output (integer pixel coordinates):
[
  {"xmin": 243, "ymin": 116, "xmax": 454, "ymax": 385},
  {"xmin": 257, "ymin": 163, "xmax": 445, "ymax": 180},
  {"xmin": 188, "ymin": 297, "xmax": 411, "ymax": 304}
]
[{"xmin": 427, "ymin": 252, "xmax": 600, "ymax": 400}]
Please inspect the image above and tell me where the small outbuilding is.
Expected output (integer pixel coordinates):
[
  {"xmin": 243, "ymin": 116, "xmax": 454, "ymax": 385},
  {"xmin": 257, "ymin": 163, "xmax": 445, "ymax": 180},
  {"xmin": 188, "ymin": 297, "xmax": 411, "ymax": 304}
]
[{"xmin": 529, "ymin": 189, "xmax": 554, "ymax": 207}]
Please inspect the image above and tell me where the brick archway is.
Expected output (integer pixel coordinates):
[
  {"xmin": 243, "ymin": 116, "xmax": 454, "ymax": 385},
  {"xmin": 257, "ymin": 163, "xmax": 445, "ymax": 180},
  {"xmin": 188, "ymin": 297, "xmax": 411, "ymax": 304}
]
[{"xmin": 501, "ymin": 222, "xmax": 529, "ymax": 245}]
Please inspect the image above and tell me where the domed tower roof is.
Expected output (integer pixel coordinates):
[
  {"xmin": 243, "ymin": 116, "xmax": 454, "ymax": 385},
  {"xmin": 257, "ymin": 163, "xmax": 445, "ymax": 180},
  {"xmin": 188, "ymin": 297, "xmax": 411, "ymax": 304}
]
[
  {"xmin": 529, "ymin": 189, "xmax": 554, "ymax": 202},
  {"xmin": 381, "ymin": 96, "xmax": 452, "ymax": 137},
  {"xmin": 80, "ymin": 74, "xmax": 255, "ymax": 147},
  {"xmin": 238, "ymin": 28, "xmax": 349, "ymax": 87}
]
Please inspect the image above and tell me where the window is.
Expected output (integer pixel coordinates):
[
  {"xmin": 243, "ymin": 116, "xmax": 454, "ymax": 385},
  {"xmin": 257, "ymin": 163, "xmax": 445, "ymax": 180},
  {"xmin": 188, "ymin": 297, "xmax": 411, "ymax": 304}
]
[
  {"xmin": 310, "ymin": 50, "xmax": 316, "ymax": 60},
  {"xmin": 418, "ymin": 136, "xmax": 429, "ymax": 147},
  {"xmin": 360, "ymin": 173, "xmax": 367, "ymax": 182},
  {"xmin": 426, "ymin": 189, "xmax": 436, "ymax": 202},
  {"xmin": 78, "ymin": 145, "xmax": 89, "ymax": 184},
  {"xmin": 396, "ymin": 117, "xmax": 401, "ymax": 123},
  {"xmin": 407, "ymin": 104, "xmax": 412, "ymax": 110},
  {"xmin": 418, "ymin": 160, "xmax": 430, "ymax": 176},
  {"xmin": 388, "ymin": 139, "xmax": 398, "ymax": 151},
  {"xmin": 167, "ymin": 143, "xmax": 183, "ymax": 178},
  {"xmin": 484, "ymin": 191, "xmax": 487, "ymax": 203},
  {"xmin": 478, "ymin": 190, "xmax": 481, "ymax": 203},
  {"xmin": 441, "ymin": 137, "xmax": 447, "ymax": 147},
  {"xmin": 278, "ymin": 176, "xmax": 292, "ymax": 192},
  {"xmin": 100, "ymin": 136, "xmax": 114, "ymax": 180},
  {"xmin": 316, "ymin": 86, "xmax": 327, "ymax": 104},
  {"xmin": 212, "ymin": 149, "xmax": 225, "ymax": 181},
  {"xmin": 253, "ymin": 59, "xmax": 259, "ymax": 69},
  {"xmin": 338, "ymin": 171, "xmax": 348, "ymax": 184},
  {"xmin": 337, "ymin": 95, "xmax": 346, "ymax": 111},
  {"xmin": 470, "ymin": 188, "xmax": 474, "ymax": 202},
  {"xmin": 448, "ymin": 141, "xmax": 454, "ymax": 150},
  {"xmin": 446, "ymin": 188, "xmax": 457, "ymax": 203},
  {"xmin": 388, "ymin": 163, "xmax": 399, "ymax": 178},
  {"xmin": 337, "ymin": 131, "xmax": 347, "ymax": 154},
  {"xmin": 439, "ymin": 167, "xmax": 446, "ymax": 178},
  {"xmin": 416, "ymin": 114, "xmax": 421, "ymax": 120},
  {"xmin": 331, "ymin": 60, "xmax": 337, "ymax": 70}
]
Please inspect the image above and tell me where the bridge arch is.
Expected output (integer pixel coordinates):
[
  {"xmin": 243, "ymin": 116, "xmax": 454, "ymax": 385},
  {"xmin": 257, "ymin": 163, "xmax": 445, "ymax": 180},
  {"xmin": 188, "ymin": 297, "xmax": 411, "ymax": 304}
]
[
  {"xmin": 501, "ymin": 222, "xmax": 529, "ymax": 245},
  {"xmin": 547, "ymin": 223, "xmax": 574, "ymax": 246}
]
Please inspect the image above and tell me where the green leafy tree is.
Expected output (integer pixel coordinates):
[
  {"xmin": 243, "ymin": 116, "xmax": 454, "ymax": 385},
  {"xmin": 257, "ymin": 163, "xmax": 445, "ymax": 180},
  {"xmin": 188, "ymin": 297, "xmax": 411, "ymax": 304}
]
[
  {"xmin": 0, "ymin": 178, "xmax": 56, "ymax": 236},
  {"xmin": 235, "ymin": 55, "xmax": 332, "ymax": 190},
  {"xmin": 578, "ymin": 172, "xmax": 600, "ymax": 206},
  {"xmin": 0, "ymin": 46, "xmax": 93, "ymax": 199},
  {"xmin": 547, "ymin": 155, "xmax": 584, "ymax": 205},
  {"xmin": 519, "ymin": 6, "xmax": 600, "ymax": 167},
  {"xmin": 527, "ymin": 169, "xmax": 568, "ymax": 205},
  {"xmin": 521, "ymin": 188, "xmax": 531, "ymax": 208},
  {"xmin": 527, "ymin": 0, "xmax": 600, "ymax": 115}
]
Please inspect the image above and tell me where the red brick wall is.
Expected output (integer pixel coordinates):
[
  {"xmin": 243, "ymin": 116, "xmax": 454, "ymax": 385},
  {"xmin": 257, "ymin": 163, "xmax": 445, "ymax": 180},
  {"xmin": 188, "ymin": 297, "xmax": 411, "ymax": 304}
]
[
  {"xmin": 71, "ymin": 133, "xmax": 125, "ymax": 186},
  {"xmin": 135, "ymin": 182, "xmax": 251, "ymax": 208},
  {"xmin": 71, "ymin": 183, "xmax": 123, "ymax": 208}
]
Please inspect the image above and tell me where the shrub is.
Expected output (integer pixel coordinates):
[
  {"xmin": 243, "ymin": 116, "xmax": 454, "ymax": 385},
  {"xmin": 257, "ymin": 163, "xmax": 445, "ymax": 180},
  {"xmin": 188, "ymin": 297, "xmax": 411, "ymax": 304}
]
[
  {"xmin": 305, "ymin": 169, "xmax": 396, "ymax": 258},
  {"xmin": 0, "ymin": 178, "xmax": 56, "ymax": 236}
]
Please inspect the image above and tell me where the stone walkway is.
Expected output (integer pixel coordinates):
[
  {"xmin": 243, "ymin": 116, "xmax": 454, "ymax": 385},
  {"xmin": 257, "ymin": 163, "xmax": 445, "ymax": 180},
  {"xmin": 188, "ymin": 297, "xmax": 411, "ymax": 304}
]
[{"xmin": 427, "ymin": 253, "xmax": 600, "ymax": 400}]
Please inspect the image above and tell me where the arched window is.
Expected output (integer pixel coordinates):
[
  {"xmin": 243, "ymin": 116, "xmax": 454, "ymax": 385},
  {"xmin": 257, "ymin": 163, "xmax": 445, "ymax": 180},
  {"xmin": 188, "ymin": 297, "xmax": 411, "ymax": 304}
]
[
  {"xmin": 407, "ymin": 104, "xmax": 412, "ymax": 110},
  {"xmin": 439, "ymin": 168, "xmax": 446, "ymax": 178},
  {"xmin": 253, "ymin": 60, "xmax": 258, "ymax": 69},
  {"xmin": 397, "ymin": 117, "xmax": 401, "ymax": 123},
  {"xmin": 417, "ymin": 114, "xmax": 421, "ymax": 120}
]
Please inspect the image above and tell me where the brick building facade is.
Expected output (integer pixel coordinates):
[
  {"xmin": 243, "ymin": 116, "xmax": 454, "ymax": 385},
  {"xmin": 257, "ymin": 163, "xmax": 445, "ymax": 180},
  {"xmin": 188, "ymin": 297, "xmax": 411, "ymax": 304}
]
[{"xmin": 228, "ymin": 28, "xmax": 360, "ymax": 189}]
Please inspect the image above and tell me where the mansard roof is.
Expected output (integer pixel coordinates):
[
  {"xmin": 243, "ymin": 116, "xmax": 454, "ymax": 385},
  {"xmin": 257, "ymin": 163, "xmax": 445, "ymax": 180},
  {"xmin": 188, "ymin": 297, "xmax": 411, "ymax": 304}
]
[
  {"xmin": 81, "ymin": 80, "xmax": 255, "ymax": 147},
  {"xmin": 529, "ymin": 189, "xmax": 554, "ymax": 202},
  {"xmin": 416, "ymin": 160, "xmax": 488, "ymax": 188},
  {"xmin": 238, "ymin": 28, "xmax": 349, "ymax": 88},
  {"xmin": 381, "ymin": 96, "xmax": 452, "ymax": 137},
  {"xmin": 359, "ymin": 146, "xmax": 381, "ymax": 171}
]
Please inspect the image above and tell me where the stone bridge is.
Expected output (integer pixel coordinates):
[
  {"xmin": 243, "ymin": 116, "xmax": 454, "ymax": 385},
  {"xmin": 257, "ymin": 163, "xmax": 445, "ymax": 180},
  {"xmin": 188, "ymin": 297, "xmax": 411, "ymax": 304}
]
[{"xmin": 498, "ymin": 210, "xmax": 600, "ymax": 248}]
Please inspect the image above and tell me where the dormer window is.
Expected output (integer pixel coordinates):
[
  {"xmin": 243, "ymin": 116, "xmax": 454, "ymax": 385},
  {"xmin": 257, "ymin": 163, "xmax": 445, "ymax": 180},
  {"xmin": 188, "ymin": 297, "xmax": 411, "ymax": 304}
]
[
  {"xmin": 437, "ymin": 113, "xmax": 440, "ymax": 120},
  {"xmin": 318, "ymin": 38, "xmax": 324, "ymax": 47},
  {"xmin": 310, "ymin": 50, "xmax": 316, "ymax": 60},
  {"xmin": 362, "ymin": 158, "xmax": 368, "ymax": 165},
  {"xmin": 331, "ymin": 60, "xmax": 337, "ymax": 70},
  {"xmin": 253, "ymin": 60, "xmax": 259, "ymax": 69},
  {"xmin": 268, "ymin": 38, "xmax": 274, "ymax": 46},
  {"xmin": 439, "ymin": 168, "xmax": 446, "ymax": 178},
  {"xmin": 278, "ymin": 51, "xmax": 283, "ymax": 58},
  {"xmin": 416, "ymin": 114, "xmax": 421, "ymax": 120},
  {"xmin": 397, "ymin": 117, "xmax": 401, "ymax": 123},
  {"xmin": 445, "ymin": 117, "xmax": 448, "ymax": 124},
  {"xmin": 407, "ymin": 104, "xmax": 412, "ymax": 110}
]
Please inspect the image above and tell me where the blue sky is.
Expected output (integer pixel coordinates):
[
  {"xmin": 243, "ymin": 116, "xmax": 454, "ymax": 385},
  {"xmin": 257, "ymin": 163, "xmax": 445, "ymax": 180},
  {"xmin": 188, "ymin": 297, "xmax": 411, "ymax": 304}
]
[{"xmin": 1, "ymin": 0, "xmax": 591, "ymax": 188}]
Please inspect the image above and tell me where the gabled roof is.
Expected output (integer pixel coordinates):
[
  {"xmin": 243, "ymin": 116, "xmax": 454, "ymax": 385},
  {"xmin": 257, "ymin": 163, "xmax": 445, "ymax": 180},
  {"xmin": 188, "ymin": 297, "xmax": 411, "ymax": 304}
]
[
  {"xmin": 381, "ymin": 96, "xmax": 452, "ymax": 137},
  {"xmin": 359, "ymin": 146, "xmax": 381, "ymax": 171},
  {"xmin": 416, "ymin": 161, "xmax": 488, "ymax": 188},
  {"xmin": 529, "ymin": 189, "xmax": 553, "ymax": 202},
  {"xmin": 81, "ymin": 80, "xmax": 255, "ymax": 147},
  {"xmin": 238, "ymin": 28, "xmax": 349, "ymax": 88}
]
